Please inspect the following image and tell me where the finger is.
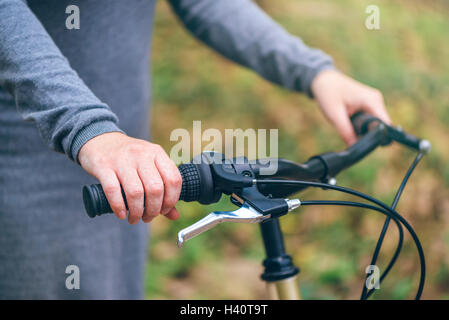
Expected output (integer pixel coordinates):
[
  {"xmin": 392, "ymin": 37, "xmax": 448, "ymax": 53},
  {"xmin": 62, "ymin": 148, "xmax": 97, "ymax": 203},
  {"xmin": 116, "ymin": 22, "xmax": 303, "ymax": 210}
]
[
  {"xmin": 117, "ymin": 168, "xmax": 145, "ymax": 225},
  {"xmin": 361, "ymin": 91, "xmax": 392, "ymax": 125},
  {"xmin": 97, "ymin": 169, "xmax": 127, "ymax": 220},
  {"xmin": 155, "ymin": 154, "xmax": 182, "ymax": 215},
  {"xmin": 138, "ymin": 162, "xmax": 164, "ymax": 223},
  {"xmin": 163, "ymin": 207, "xmax": 180, "ymax": 221},
  {"xmin": 325, "ymin": 103, "xmax": 357, "ymax": 146}
]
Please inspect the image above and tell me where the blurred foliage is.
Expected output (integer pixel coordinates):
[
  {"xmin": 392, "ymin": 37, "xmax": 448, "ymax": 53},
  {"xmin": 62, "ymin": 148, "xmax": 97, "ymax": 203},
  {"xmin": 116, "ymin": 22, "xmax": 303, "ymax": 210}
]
[{"xmin": 146, "ymin": 0, "xmax": 449, "ymax": 299}]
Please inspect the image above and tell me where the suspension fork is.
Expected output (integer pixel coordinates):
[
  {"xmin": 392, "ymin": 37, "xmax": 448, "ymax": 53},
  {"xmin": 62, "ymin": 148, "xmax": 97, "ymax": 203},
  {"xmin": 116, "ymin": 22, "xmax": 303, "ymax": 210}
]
[{"xmin": 260, "ymin": 218, "xmax": 301, "ymax": 300}]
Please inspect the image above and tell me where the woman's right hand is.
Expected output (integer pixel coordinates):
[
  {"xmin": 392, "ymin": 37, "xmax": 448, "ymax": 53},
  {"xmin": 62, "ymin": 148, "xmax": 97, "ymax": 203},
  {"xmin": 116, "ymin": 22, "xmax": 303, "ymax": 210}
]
[{"xmin": 78, "ymin": 132, "xmax": 182, "ymax": 224}]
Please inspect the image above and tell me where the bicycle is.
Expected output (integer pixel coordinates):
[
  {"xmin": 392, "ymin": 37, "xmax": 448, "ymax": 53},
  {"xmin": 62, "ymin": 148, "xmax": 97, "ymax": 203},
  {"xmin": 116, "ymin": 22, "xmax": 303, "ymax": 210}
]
[{"xmin": 82, "ymin": 112, "xmax": 431, "ymax": 300}]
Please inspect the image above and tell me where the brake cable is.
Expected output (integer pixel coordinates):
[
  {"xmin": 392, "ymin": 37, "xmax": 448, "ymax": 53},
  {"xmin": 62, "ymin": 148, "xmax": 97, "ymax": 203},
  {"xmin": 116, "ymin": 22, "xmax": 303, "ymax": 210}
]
[
  {"xmin": 300, "ymin": 200, "xmax": 404, "ymax": 295},
  {"xmin": 361, "ymin": 152, "xmax": 424, "ymax": 299},
  {"xmin": 255, "ymin": 179, "xmax": 426, "ymax": 300}
]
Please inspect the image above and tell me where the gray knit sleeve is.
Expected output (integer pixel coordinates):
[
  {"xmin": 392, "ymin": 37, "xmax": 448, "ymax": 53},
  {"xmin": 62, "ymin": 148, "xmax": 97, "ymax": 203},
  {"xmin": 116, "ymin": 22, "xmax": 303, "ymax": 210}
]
[
  {"xmin": 0, "ymin": 0, "xmax": 123, "ymax": 163},
  {"xmin": 169, "ymin": 0, "xmax": 335, "ymax": 97}
]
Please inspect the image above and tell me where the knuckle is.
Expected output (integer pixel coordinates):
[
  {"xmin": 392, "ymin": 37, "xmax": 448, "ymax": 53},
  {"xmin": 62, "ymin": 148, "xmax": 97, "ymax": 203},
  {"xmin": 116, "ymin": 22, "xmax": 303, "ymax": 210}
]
[
  {"xmin": 166, "ymin": 174, "xmax": 182, "ymax": 187},
  {"xmin": 149, "ymin": 183, "xmax": 164, "ymax": 197},
  {"xmin": 152, "ymin": 143, "xmax": 164, "ymax": 153},
  {"xmin": 128, "ymin": 187, "xmax": 144, "ymax": 199},
  {"xmin": 154, "ymin": 145, "xmax": 169, "ymax": 158},
  {"xmin": 103, "ymin": 184, "xmax": 118, "ymax": 195}
]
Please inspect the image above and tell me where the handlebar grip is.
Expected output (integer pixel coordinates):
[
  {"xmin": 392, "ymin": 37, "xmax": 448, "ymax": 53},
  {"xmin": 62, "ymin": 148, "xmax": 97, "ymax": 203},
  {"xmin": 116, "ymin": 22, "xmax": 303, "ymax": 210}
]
[
  {"xmin": 82, "ymin": 163, "xmax": 202, "ymax": 218},
  {"xmin": 389, "ymin": 128, "xmax": 431, "ymax": 153},
  {"xmin": 350, "ymin": 112, "xmax": 381, "ymax": 136},
  {"xmin": 350, "ymin": 112, "xmax": 431, "ymax": 153}
]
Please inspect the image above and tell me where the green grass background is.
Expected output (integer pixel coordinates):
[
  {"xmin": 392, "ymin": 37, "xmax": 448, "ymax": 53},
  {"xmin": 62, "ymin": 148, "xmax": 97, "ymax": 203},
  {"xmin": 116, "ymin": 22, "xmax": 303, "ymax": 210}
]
[{"xmin": 146, "ymin": 0, "xmax": 449, "ymax": 299}]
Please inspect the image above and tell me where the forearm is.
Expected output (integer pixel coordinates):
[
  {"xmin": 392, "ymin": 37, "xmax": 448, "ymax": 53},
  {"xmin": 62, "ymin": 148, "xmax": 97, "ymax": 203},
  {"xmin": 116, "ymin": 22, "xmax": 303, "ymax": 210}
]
[
  {"xmin": 169, "ymin": 0, "xmax": 334, "ymax": 97},
  {"xmin": 0, "ymin": 0, "xmax": 122, "ymax": 162}
]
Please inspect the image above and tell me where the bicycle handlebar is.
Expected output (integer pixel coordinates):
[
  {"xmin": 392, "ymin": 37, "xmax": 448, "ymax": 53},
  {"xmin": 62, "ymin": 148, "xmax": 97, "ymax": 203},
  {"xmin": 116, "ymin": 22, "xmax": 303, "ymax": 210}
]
[
  {"xmin": 82, "ymin": 112, "xmax": 430, "ymax": 300},
  {"xmin": 351, "ymin": 112, "xmax": 431, "ymax": 152},
  {"xmin": 82, "ymin": 163, "xmax": 203, "ymax": 218},
  {"xmin": 82, "ymin": 112, "xmax": 430, "ymax": 218}
]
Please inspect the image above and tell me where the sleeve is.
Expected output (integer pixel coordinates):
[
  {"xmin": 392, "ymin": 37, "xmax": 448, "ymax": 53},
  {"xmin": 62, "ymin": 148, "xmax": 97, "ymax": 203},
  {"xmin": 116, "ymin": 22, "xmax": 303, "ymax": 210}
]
[
  {"xmin": 0, "ymin": 0, "xmax": 123, "ymax": 163},
  {"xmin": 169, "ymin": 0, "xmax": 336, "ymax": 98}
]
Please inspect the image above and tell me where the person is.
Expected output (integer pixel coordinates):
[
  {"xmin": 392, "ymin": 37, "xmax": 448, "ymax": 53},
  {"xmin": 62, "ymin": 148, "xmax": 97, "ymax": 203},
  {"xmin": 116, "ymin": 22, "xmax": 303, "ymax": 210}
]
[{"xmin": 0, "ymin": 0, "xmax": 391, "ymax": 299}]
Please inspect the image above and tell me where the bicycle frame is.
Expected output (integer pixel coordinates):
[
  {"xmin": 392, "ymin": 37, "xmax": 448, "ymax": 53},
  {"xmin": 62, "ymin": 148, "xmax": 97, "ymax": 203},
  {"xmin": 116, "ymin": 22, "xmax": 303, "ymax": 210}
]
[{"xmin": 260, "ymin": 218, "xmax": 301, "ymax": 300}]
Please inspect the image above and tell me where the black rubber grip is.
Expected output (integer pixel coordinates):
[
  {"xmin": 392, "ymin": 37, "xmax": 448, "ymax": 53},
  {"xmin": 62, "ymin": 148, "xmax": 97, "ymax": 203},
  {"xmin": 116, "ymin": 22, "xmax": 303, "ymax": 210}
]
[
  {"xmin": 388, "ymin": 128, "xmax": 422, "ymax": 151},
  {"xmin": 178, "ymin": 163, "xmax": 201, "ymax": 202},
  {"xmin": 350, "ymin": 112, "xmax": 381, "ymax": 136},
  {"xmin": 350, "ymin": 112, "xmax": 426, "ymax": 152},
  {"xmin": 83, "ymin": 163, "xmax": 201, "ymax": 218}
]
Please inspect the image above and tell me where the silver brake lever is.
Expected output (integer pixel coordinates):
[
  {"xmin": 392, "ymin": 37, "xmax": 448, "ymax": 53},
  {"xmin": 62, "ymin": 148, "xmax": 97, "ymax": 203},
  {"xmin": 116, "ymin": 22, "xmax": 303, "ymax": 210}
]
[
  {"xmin": 177, "ymin": 202, "xmax": 269, "ymax": 248},
  {"xmin": 177, "ymin": 199, "xmax": 301, "ymax": 248}
]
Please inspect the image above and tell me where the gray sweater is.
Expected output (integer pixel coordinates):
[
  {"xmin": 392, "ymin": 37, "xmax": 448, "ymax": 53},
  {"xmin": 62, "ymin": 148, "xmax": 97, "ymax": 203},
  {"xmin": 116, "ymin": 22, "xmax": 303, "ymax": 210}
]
[{"xmin": 0, "ymin": 0, "xmax": 333, "ymax": 299}]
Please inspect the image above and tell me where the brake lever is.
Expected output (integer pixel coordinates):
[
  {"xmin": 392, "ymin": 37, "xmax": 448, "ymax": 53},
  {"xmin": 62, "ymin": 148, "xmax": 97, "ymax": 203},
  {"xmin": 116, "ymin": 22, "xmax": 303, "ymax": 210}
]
[
  {"xmin": 177, "ymin": 198, "xmax": 301, "ymax": 248},
  {"xmin": 177, "ymin": 202, "xmax": 269, "ymax": 248}
]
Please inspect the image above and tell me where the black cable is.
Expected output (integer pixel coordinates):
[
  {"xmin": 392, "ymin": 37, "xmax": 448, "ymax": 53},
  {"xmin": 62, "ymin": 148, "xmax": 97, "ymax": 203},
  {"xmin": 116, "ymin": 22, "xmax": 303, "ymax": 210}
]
[
  {"xmin": 255, "ymin": 179, "xmax": 426, "ymax": 299},
  {"xmin": 361, "ymin": 152, "xmax": 423, "ymax": 299},
  {"xmin": 300, "ymin": 200, "xmax": 404, "ymax": 292}
]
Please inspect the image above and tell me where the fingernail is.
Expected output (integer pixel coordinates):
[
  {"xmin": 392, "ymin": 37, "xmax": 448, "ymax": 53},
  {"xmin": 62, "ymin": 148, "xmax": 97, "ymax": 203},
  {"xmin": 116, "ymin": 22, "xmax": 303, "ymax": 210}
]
[{"xmin": 119, "ymin": 210, "xmax": 126, "ymax": 219}]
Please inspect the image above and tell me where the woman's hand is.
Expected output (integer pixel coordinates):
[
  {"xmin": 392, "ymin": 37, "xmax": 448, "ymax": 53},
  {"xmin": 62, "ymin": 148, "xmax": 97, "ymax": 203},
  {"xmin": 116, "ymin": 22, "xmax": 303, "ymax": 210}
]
[
  {"xmin": 78, "ymin": 132, "xmax": 182, "ymax": 224},
  {"xmin": 311, "ymin": 69, "xmax": 391, "ymax": 146}
]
